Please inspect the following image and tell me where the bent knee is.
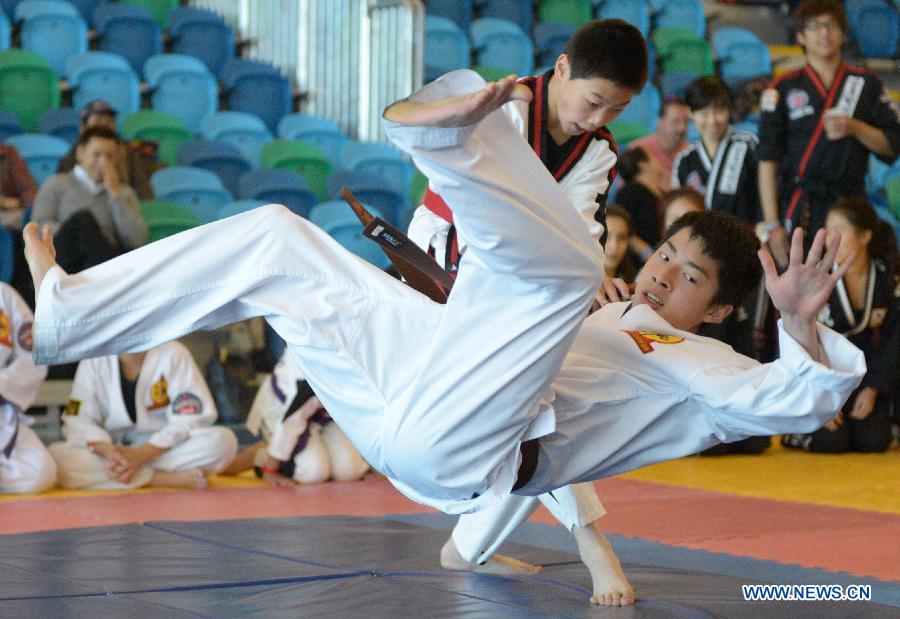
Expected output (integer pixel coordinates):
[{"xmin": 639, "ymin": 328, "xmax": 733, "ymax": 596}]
[
  {"xmin": 191, "ymin": 427, "xmax": 239, "ymax": 473},
  {"xmin": 293, "ymin": 455, "xmax": 331, "ymax": 484}
]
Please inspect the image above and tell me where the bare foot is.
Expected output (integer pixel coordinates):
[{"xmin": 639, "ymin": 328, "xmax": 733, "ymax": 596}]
[
  {"xmin": 573, "ymin": 522, "xmax": 635, "ymax": 606},
  {"xmin": 220, "ymin": 441, "xmax": 266, "ymax": 476},
  {"xmin": 148, "ymin": 468, "xmax": 208, "ymax": 489},
  {"xmin": 440, "ymin": 537, "xmax": 542, "ymax": 576},
  {"xmin": 22, "ymin": 222, "xmax": 57, "ymax": 295},
  {"xmin": 384, "ymin": 74, "xmax": 532, "ymax": 128}
]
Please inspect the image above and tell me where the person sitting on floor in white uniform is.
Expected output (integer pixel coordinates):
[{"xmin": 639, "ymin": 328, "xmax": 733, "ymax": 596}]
[
  {"xmin": 0, "ymin": 282, "xmax": 55, "ymax": 493},
  {"xmin": 23, "ymin": 72, "xmax": 865, "ymax": 607},
  {"xmin": 223, "ymin": 350, "xmax": 370, "ymax": 486},
  {"xmin": 49, "ymin": 341, "xmax": 238, "ymax": 490},
  {"xmin": 409, "ymin": 21, "xmax": 647, "ymax": 605}
]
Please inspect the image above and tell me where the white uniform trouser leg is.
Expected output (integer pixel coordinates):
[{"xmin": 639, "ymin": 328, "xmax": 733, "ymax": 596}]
[
  {"xmin": 452, "ymin": 483, "xmax": 605, "ymax": 563},
  {"xmin": 0, "ymin": 425, "xmax": 57, "ymax": 494},
  {"xmin": 33, "ymin": 70, "xmax": 602, "ymax": 512},
  {"xmin": 49, "ymin": 427, "xmax": 238, "ymax": 490}
]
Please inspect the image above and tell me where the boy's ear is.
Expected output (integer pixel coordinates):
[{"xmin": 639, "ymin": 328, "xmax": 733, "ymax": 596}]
[
  {"xmin": 555, "ymin": 54, "xmax": 571, "ymax": 80},
  {"xmin": 702, "ymin": 303, "xmax": 733, "ymax": 325}
]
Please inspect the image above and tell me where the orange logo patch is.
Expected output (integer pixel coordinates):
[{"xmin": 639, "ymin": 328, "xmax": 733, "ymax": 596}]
[
  {"xmin": 624, "ymin": 330, "xmax": 684, "ymax": 354},
  {"xmin": 0, "ymin": 311, "xmax": 11, "ymax": 348},
  {"xmin": 147, "ymin": 375, "xmax": 170, "ymax": 410}
]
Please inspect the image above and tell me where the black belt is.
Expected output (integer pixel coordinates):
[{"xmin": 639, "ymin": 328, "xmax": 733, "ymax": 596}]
[{"xmin": 511, "ymin": 438, "xmax": 539, "ymax": 491}]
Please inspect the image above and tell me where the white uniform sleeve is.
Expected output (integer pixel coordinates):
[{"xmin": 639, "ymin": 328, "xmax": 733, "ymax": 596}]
[
  {"xmin": 0, "ymin": 285, "xmax": 47, "ymax": 410},
  {"xmin": 560, "ymin": 140, "xmax": 617, "ymax": 244},
  {"xmin": 267, "ymin": 409, "xmax": 310, "ymax": 461},
  {"xmin": 689, "ymin": 322, "xmax": 866, "ymax": 440},
  {"xmin": 61, "ymin": 360, "xmax": 113, "ymax": 445},
  {"xmin": 150, "ymin": 344, "xmax": 218, "ymax": 449}
]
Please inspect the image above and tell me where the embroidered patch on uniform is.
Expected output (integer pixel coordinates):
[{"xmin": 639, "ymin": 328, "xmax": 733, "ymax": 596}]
[
  {"xmin": 0, "ymin": 311, "xmax": 11, "ymax": 348},
  {"xmin": 760, "ymin": 88, "xmax": 779, "ymax": 112},
  {"xmin": 869, "ymin": 308, "xmax": 887, "ymax": 329},
  {"xmin": 172, "ymin": 392, "xmax": 202, "ymax": 415},
  {"xmin": 16, "ymin": 321, "xmax": 33, "ymax": 351},
  {"xmin": 787, "ymin": 89, "xmax": 808, "ymax": 109},
  {"xmin": 147, "ymin": 375, "xmax": 170, "ymax": 410},
  {"xmin": 624, "ymin": 330, "xmax": 685, "ymax": 354},
  {"xmin": 63, "ymin": 398, "xmax": 81, "ymax": 416}
]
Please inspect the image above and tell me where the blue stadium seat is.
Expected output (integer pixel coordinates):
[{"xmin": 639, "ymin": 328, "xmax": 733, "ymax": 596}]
[
  {"xmin": 144, "ymin": 53, "xmax": 218, "ymax": 134},
  {"xmin": 65, "ymin": 51, "xmax": 140, "ymax": 117},
  {"xmin": 595, "ymin": 0, "xmax": 651, "ymax": 37},
  {"xmin": 533, "ymin": 22, "xmax": 575, "ymax": 68},
  {"xmin": 422, "ymin": 0, "xmax": 473, "ymax": 31},
  {"xmin": 327, "ymin": 169, "xmax": 406, "ymax": 226},
  {"xmin": 150, "ymin": 166, "xmax": 232, "ymax": 224},
  {"xmin": 424, "ymin": 16, "xmax": 471, "ymax": 84},
  {"xmin": 222, "ymin": 58, "xmax": 292, "ymax": 133},
  {"xmin": 93, "ymin": 3, "xmax": 162, "ymax": 77},
  {"xmin": 616, "ymin": 82, "xmax": 660, "ymax": 133},
  {"xmin": 217, "ymin": 199, "xmax": 268, "ymax": 220},
  {"xmin": 177, "ymin": 139, "xmax": 253, "ymax": 197},
  {"xmin": 0, "ymin": 109, "xmax": 23, "ymax": 140},
  {"xmin": 5, "ymin": 132, "xmax": 69, "ymax": 185},
  {"xmin": 276, "ymin": 113, "xmax": 347, "ymax": 166},
  {"xmin": 470, "ymin": 17, "xmax": 534, "ymax": 76},
  {"xmin": 167, "ymin": 6, "xmax": 235, "ymax": 80},
  {"xmin": 476, "ymin": 0, "xmax": 533, "ymax": 34},
  {"xmin": 237, "ymin": 168, "xmax": 319, "ymax": 218},
  {"xmin": 37, "ymin": 107, "xmax": 79, "ymax": 144},
  {"xmin": 711, "ymin": 27, "xmax": 772, "ymax": 87},
  {"xmin": 866, "ymin": 152, "xmax": 890, "ymax": 199},
  {"xmin": 68, "ymin": 0, "xmax": 106, "ymax": 23},
  {"xmin": 0, "ymin": 0, "xmax": 20, "ymax": 21},
  {"xmin": 201, "ymin": 111, "xmax": 273, "ymax": 167},
  {"xmin": 15, "ymin": 0, "xmax": 88, "ymax": 77},
  {"xmin": 309, "ymin": 200, "xmax": 391, "ymax": 270},
  {"xmin": 0, "ymin": 225, "xmax": 13, "ymax": 283},
  {"xmin": 0, "ymin": 9, "xmax": 9, "ymax": 50},
  {"xmin": 850, "ymin": 0, "xmax": 899, "ymax": 59},
  {"xmin": 654, "ymin": 0, "xmax": 706, "ymax": 38},
  {"xmin": 341, "ymin": 141, "xmax": 414, "ymax": 199}
]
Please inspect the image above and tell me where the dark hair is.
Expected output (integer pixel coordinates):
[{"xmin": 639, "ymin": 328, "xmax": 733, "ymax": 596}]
[
  {"xmin": 617, "ymin": 147, "xmax": 648, "ymax": 183},
  {"xmin": 564, "ymin": 19, "xmax": 648, "ymax": 91},
  {"xmin": 661, "ymin": 210, "xmax": 762, "ymax": 307},
  {"xmin": 794, "ymin": 0, "xmax": 847, "ymax": 35},
  {"xmin": 77, "ymin": 125, "xmax": 119, "ymax": 147},
  {"xmin": 660, "ymin": 186, "xmax": 705, "ymax": 212},
  {"xmin": 684, "ymin": 76, "xmax": 732, "ymax": 112},
  {"xmin": 605, "ymin": 204, "xmax": 633, "ymax": 236},
  {"xmin": 828, "ymin": 196, "xmax": 900, "ymax": 278},
  {"xmin": 660, "ymin": 95, "xmax": 688, "ymax": 118}
]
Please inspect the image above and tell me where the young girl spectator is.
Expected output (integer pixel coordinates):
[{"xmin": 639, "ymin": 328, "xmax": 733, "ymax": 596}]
[
  {"xmin": 602, "ymin": 205, "xmax": 637, "ymax": 282},
  {"xmin": 784, "ymin": 197, "xmax": 900, "ymax": 453},
  {"xmin": 661, "ymin": 187, "xmax": 705, "ymax": 231},
  {"xmin": 615, "ymin": 147, "xmax": 664, "ymax": 264}
]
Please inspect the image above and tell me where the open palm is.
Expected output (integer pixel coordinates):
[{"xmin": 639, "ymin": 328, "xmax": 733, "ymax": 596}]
[{"xmin": 758, "ymin": 228, "xmax": 853, "ymax": 321}]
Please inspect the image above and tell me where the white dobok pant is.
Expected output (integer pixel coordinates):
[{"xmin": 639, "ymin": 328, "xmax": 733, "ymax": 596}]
[
  {"xmin": 0, "ymin": 407, "xmax": 57, "ymax": 494},
  {"xmin": 33, "ymin": 70, "xmax": 603, "ymax": 513},
  {"xmin": 259, "ymin": 421, "xmax": 370, "ymax": 484},
  {"xmin": 49, "ymin": 426, "xmax": 237, "ymax": 490}
]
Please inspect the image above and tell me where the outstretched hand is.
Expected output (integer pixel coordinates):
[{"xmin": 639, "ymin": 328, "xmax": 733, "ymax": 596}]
[
  {"xmin": 757, "ymin": 228, "xmax": 853, "ymax": 360},
  {"xmin": 758, "ymin": 227, "xmax": 852, "ymax": 321}
]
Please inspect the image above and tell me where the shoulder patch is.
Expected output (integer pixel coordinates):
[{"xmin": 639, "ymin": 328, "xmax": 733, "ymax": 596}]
[
  {"xmin": 624, "ymin": 330, "xmax": 685, "ymax": 354},
  {"xmin": 63, "ymin": 398, "xmax": 81, "ymax": 416},
  {"xmin": 17, "ymin": 321, "xmax": 33, "ymax": 352},
  {"xmin": 760, "ymin": 88, "xmax": 779, "ymax": 112},
  {"xmin": 0, "ymin": 311, "xmax": 11, "ymax": 347},
  {"xmin": 147, "ymin": 375, "xmax": 170, "ymax": 410},
  {"xmin": 172, "ymin": 392, "xmax": 202, "ymax": 415}
]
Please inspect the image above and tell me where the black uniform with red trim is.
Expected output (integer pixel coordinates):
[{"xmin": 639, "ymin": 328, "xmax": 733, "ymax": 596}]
[
  {"xmin": 407, "ymin": 69, "xmax": 619, "ymax": 273},
  {"xmin": 757, "ymin": 63, "xmax": 900, "ymax": 235}
]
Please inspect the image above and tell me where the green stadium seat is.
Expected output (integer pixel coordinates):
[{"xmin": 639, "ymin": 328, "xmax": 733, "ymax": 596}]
[
  {"xmin": 261, "ymin": 140, "xmax": 333, "ymax": 201},
  {"xmin": 121, "ymin": 110, "xmax": 193, "ymax": 166},
  {"xmin": 120, "ymin": 0, "xmax": 179, "ymax": 28},
  {"xmin": 0, "ymin": 50, "xmax": 59, "ymax": 131},
  {"xmin": 536, "ymin": 0, "xmax": 592, "ymax": 27},
  {"xmin": 139, "ymin": 199, "xmax": 201, "ymax": 243}
]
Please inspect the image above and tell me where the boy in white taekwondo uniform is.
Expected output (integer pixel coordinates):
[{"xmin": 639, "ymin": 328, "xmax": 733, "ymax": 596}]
[
  {"xmin": 229, "ymin": 350, "xmax": 369, "ymax": 485},
  {"xmin": 25, "ymin": 71, "xmax": 864, "ymax": 595},
  {"xmin": 408, "ymin": 21, "xmax": 648, "ymax": 604},
  {"xmin": 49, "ymin": 341, "xmax": 238, "ymax": 490},
  {"xmin": 0, "ymin": 282, "xmax": 55, "ymax": 493}
]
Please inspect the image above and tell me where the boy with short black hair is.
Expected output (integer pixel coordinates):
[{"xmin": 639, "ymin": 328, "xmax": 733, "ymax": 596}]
[{"xmin": 757, "ymin": 0, "xmax": 900, "ymax": 266}]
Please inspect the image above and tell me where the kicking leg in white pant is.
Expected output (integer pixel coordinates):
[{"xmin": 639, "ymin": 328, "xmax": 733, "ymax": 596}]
[{"xmin": 24, "ymin": 71, "xmax": 602, "ymax": 514}]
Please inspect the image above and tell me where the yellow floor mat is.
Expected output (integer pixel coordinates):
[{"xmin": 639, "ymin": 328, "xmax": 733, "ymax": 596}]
[{"xmin": 621, "ymin": 442, "xmax": 900, "ymax": 514}]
